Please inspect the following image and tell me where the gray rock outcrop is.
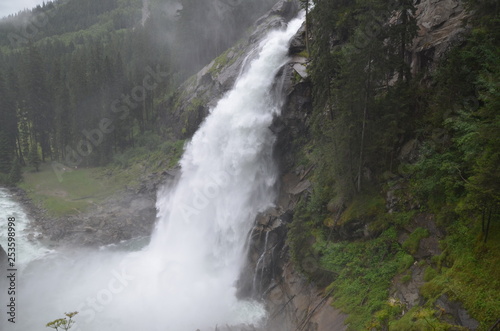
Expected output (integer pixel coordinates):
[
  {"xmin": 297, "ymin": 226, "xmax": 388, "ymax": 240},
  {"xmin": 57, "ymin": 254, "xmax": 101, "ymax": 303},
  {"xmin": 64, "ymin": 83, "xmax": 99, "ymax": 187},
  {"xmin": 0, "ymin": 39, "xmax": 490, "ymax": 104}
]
[{"xmin": 411, "ymin": 0, "xmax": 469, "ymax": 73}]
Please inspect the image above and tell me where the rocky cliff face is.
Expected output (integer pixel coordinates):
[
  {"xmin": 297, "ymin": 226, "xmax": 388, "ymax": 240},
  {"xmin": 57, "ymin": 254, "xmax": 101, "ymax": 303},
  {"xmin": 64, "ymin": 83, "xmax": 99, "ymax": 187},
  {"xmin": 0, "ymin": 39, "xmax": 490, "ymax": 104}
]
[
  {"xmin": 411, "ymin": 0, "xmax": 469, "ymax": 73},
  {"xmin": 239, "ymin": 1, "xmax": 476, "ymax": 330},
  {"xmin": 237, "ymin": 21, "xmax": 350, "ymax": 331}
]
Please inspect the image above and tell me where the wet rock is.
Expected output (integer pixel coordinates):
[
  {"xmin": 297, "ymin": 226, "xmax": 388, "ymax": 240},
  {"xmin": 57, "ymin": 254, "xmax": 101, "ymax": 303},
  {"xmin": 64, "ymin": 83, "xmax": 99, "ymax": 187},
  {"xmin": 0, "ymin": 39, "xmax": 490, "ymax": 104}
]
[
  {"xmin": 435, "ymin": 294, "xmax": 480, "ymax": 330},
  {"xmin": 392, "ymin": 264, "xmax": 425, "ymax": 310},
  {"xmin": 130, "ymin": 197, "xmax": 155, "ymax": 211},
  {"xmin": 84, "ymin": 227, "xmax": 96, "ymax": 233},
  {"xmin": 264, "ymin": 263, "xmax": 347, "ymax": 331},
  {"xmin": 287, "ymin": 179, "xmax": 311, "ymax": 195},
  {"xmin": 398, "ymin": 139, "xmax": 420, "ymax": 163},
  {"xmin": 386, "ymin": 182, "xmax": 420, "ymax": 213},
  {"xmin": 289, "ymin": 22, "xmax": 306, "ymax": 54},
  {"xmin": 416, "ymin": 236, "xmax": 441, "ymax": 259},
  {"xmin": 270, "ymin": 0, "xmax": 300, "ymax": 21},
  {"xmin": 292, "ymin": 62, "xmax": 308, "ymax": 79}
]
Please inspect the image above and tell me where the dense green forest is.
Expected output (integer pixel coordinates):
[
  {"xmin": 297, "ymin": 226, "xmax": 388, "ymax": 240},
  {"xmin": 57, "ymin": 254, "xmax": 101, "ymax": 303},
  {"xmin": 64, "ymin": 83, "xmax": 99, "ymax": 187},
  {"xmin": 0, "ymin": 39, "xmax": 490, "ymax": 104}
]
[
  {"xmin": 288, "ymin": 0, "xmax": 499, "ymax": 329},
  {"xmin": 0, "ymin": 0, "xmax": 277, "ymax": 184}
]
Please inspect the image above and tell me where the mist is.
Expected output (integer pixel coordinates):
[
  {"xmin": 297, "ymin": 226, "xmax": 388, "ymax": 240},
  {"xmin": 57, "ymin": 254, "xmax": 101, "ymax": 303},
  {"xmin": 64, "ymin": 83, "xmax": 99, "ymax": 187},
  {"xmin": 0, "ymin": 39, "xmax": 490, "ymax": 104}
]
[
  {"xmin": 167, "ymin": 0, "xmax": 279, "ymax": 76},
  {"xmin": 0, "ymin": 0, "xmax": 45, "ymax": 19}
]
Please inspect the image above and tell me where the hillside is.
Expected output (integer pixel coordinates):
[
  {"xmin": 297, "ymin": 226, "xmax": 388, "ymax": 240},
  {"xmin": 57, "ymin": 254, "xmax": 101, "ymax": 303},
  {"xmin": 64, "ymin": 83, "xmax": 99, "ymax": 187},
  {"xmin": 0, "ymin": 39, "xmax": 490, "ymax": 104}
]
[{"xmin": 272, "ymin": 0, "xmax": 500, "ymax": 329}]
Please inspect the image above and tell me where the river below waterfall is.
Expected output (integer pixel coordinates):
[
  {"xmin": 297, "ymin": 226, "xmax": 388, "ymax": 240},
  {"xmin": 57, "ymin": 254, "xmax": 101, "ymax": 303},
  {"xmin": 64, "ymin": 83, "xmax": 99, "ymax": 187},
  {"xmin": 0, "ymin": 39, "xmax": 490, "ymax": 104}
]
[
  {"xmin": 0, "ymin": 188, "xmax": 52, "ymax": 267},
  {"xmin": 0, "ymin": 13, "xmax": 304, "ymax": 331}
]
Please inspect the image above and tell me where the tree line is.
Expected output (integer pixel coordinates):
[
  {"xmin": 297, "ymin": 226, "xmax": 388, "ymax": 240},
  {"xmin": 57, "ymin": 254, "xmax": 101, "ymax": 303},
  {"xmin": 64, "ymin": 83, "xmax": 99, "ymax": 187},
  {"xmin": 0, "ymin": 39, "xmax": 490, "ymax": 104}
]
[{"xmin": 0, "ymin": 0, "xmax": 277, "ymax": 185}]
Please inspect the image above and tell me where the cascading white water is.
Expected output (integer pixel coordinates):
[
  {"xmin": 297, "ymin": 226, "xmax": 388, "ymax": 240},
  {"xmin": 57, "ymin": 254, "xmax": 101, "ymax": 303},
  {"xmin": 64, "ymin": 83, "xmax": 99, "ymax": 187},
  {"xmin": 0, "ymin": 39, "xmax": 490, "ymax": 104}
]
[
  {"xmin": 1, "ymin": 14, "xmax": 304, "ymax": 331},
  {"xmin": 253, "ymin": 231, "xmax": 270, "ymax": 295}
]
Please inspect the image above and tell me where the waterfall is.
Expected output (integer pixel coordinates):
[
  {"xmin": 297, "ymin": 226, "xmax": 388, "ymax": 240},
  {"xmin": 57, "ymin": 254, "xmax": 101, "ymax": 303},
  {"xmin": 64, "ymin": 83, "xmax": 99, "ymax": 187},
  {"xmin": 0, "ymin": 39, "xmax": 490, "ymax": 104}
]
[{"xmin": 2, "ymin": 14, "xmax": 304, "ymax": 331}]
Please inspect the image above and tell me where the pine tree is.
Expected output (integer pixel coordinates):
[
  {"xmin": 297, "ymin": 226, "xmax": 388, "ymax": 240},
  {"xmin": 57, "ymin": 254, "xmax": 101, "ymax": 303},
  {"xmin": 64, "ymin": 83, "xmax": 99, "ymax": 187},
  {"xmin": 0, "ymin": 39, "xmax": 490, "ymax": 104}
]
[
  {"xmin": 0, "ymin": 132, "xmax": 12, "ymax": 174},
  {"xmin": 28, "ymin": 146, "xmax": 41, "ymax": 172},
  {"xmin": 21, "ymin": 44, "xmax": 54, "ymax": 161},
  {"xmin": 0, "ymin": 71, "xmax": 17, "ymax": 167},
  {"xmin": 8, "ymin": 158, "xmax": 22, "ymax": 185}
]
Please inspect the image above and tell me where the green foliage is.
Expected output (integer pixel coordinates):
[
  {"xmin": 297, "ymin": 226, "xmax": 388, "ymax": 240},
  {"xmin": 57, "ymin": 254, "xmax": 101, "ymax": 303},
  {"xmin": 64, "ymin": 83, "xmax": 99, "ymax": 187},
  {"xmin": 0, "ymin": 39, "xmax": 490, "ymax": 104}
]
[
  {"xmin": 339, "ymin": 193, "xmax": 385, "ymax": 225},
  {"xmin": 8, "ymin": 158, "xmax": 23, "ymax": 185},
  {"xmin": 208, "ymin": 47, "xmax": 241, "ymax": 76},
  {"xmin": 112, "ymin": 130, "xmax": 184, "ymax": 169},
  {"xmin": 402, "ymin": 227, "xmax": 430, "ymax": 254},
  {"xmin": 371, "ymin": 298, "xmax": 406, "ymax": 330},
  {"xmin": 401, "ymin": 273, "xmax": 412, "ymax": 284},
  {"xmin": 19, "ymin": 164, "xmax": 124, "ymax": 216},
  {"xmin": 423, "ymin": 266, "xmax": 438, "ymax": 282},
  {"xmin": 135, "ymin": 131, "xmax": 163, "ymax": 151},
  {"xmin": 112, "ymin": 147, "xmax": 149, "ymax": 168},
  {"xmin": 389, "ymin": 211, "xmax": 417, "ymax": 229},
  {"xmin": 311, "ymin": 228, "xmax": 414, "ymax": 330},
  {"xmin": 0, "ymin": 131, "xmax": 13, "ymax": 173},
  {"xmin": 415, "ymin": 212, "xmax": 500, "ymax": 330},
  {"xmin": 307, "ymin": 0, "xmax": 420, "ymax": 202},
  {"xmin": 46, "ymin": 312, "xmax": 78, "ymax": 331},
  {"xmin": 388, "ymin": 307, "xmax": 455, "ymax": 331},
  {"xmin": 287, "ymin": 197, "xmax": 320, "ymax": 273},
  {"xmin": 159, "ymin": 140, "xmax": 185, "ymax": 168}
]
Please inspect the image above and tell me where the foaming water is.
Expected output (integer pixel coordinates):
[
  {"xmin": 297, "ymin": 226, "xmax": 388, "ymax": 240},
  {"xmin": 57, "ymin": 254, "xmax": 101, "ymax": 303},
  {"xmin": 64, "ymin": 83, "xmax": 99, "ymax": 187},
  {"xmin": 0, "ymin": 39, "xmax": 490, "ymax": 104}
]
[
  {"xmin": 1, "ymin": 14, "xmax": 304, "ymax": 331},
  {"xmin": 0, "ymin": 188, "xmax": 52, "ymax": 267}
]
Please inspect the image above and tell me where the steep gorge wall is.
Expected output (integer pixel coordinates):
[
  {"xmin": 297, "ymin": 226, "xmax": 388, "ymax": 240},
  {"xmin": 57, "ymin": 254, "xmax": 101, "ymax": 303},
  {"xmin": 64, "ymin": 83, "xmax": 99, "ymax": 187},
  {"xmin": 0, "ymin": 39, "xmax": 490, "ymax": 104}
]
[
  {"xmin": 240, "ymin": 1, "xmax": 479, "ymax": 330},
  {"xmin": 240, "ymin": 23, "xmax": 350, "ymax": 331}
]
